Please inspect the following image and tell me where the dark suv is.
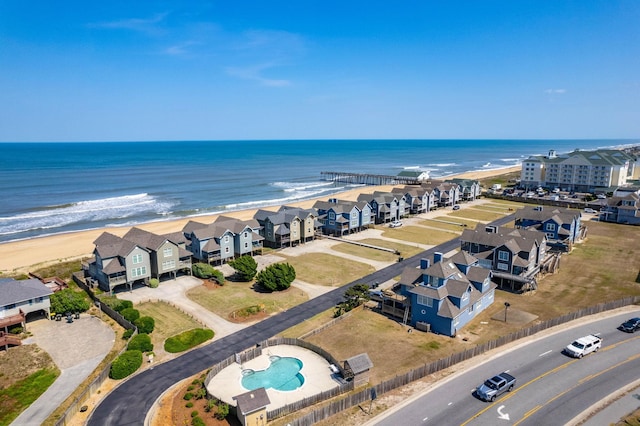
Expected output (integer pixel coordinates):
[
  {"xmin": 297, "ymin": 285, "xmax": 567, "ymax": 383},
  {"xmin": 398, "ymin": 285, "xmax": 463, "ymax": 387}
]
[{"xmin": 619, "ymin": 318, "xmax": 640, "ymax": 333}]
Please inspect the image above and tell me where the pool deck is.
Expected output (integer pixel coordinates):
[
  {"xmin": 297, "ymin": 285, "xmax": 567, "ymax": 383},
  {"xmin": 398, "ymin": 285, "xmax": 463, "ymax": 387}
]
[{"xmin": 207, "ymin": 344, "xmax": 342, "ymax": 410}]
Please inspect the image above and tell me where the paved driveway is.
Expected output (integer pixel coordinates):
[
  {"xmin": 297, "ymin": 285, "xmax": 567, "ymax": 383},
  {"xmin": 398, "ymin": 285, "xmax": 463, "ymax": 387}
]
[{"xmin": 14, "ymin": 315, "xmax": 115, "ymax": 426}]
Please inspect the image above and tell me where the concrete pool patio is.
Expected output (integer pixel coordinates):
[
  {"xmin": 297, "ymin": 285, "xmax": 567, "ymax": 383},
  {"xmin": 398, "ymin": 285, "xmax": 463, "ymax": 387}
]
[{"xmin": 207, "ymin": 344, "xmax": 341, "ymax": 410}]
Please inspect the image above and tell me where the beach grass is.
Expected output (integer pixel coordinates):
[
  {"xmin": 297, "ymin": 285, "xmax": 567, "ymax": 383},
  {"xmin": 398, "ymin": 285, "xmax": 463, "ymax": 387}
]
[
  {"xmin": 381, "ymin": 226, "xmax": 459, "ymax": 245},
  {"xmin": 419, "ymin": 219, "xmax": 471, "ymax": 232},
  {"xmin": 0, "ymin": 368, "xmax": 60, "ymax": 426},
  {"xmin": 279, "ymin": 253, "xmax": 376, "ymax": 287},
  {"xmin": 448, "ymin": 208, "xmax": 508, "ymax": 222},
  {"xmin": 186, "ymin": 281, "xmax": 309, "ymax": 318}
]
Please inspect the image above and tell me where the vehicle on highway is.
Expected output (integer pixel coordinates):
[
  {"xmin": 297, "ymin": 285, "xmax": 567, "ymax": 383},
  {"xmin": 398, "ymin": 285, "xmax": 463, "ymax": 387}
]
[
  {"xmin": 452, "ymin": 205, "xmax": 460, "ymax": 210},
  {"xmin": 619, "ymin": 317, "xmax": 640, "ymax": 333},
  {"xmin": 584, "ymin": 208, "xmax": 598, "ymax": 214},
  {"xmin": 389, "ymin": 220, "xmax": 402, "ymax": 228},
  {"xmin": 475, "ymin": 372, "xmax": 516, "ymax": 402},
  {"xmin": 564, "ymin": 334, "xmax": 602, "ymax": 358}
]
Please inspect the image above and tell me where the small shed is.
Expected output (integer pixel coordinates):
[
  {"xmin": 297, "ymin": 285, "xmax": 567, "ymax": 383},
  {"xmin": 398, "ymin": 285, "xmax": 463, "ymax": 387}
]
[
  {"xmin": 343, "ymin": 353, "xmax": 374, "ymax": 387},
  {"xmin": 232, "ymin": 387, "xmax": 270, "ymax": 426}
]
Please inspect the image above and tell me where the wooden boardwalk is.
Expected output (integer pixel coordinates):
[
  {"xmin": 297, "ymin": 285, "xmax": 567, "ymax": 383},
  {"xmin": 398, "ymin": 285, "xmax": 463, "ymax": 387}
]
[{"xmin": 320, "ymin": 171, "xmax": 420, "ymax": 186}]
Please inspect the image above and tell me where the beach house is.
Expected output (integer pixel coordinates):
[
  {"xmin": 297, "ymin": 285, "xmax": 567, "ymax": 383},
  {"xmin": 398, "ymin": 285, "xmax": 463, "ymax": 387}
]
[
  {"xmin": 514, "ymin": 206, "xmax": 583, "ymax": 249},
  {"xmin": 123, "ymin": 227, "xmax": 192, "ymax": 280},
  {"xmin": 0, "ymin": 278, "xmax": 53, "ymax": 335},
  {"xmin": 392, "ymin": 186, "xmax": 436, "ymax": 214},
  {"xmin": 357, "ymin": 192, "xmax": 406, "ymax": 224},
  {"xmin": 254, "ymin": 206, "xmax": 318, "ymax": 248},
  {"xmin": 398, "ymin": 252, "xmax": 496, "ymax": 337},
  {"xmin": 446, "ymin": 178, "xmax": 481, "ymax": 201},
  {"xmin": 184, "ymin": 217, "xmax": 263, "ymax": 264},
  {"xmin": 460, "ymin": 225, "xmax": 547, "ymax": 291},
  {"xmin": 87, "ymin": 232, "xmax": 152, "ymax": 293},
  {"xmin": 599, "ymin": 192, "xmax": 640, "ymax": 225},
  {"xmin": 313, "ymin": 199, "xmax": 372, "ymax": 236}
]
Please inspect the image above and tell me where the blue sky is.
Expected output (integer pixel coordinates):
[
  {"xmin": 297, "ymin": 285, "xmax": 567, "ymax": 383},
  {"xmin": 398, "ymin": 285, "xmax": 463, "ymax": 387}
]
[{"xmin": 1, "ymin": 1, "xmax": 639, "ymax": 141}]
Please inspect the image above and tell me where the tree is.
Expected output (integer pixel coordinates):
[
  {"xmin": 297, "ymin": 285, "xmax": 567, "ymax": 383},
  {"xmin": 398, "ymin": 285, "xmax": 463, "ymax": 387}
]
[
  {"xmin": 110, "ymin": 350, "xmax": 142, "ymax": 379},
  {"xmin": 192, "ymin": 263, "xmax": 217, "ymax": 279},
  {"xmin": 334, "ymin": 283, "xmax": 370, "ymax": 316},
  {"xmin": 50, "ymin": 289, "xmax": 90, "ymax": 314},
  {"xmin": 228, "ymin": 256, "xmax": 258, "ymax": 281},
  {"xmin": 120, "ymin": 308, "xmax": 140, "ymax": 323},
  {"xmin": 134, "ymin": 316, "xmax": 155, "ymax": 334},
  {"xmin": 256, "ymin": 263, "xmax": 296, "ymax": 292}
]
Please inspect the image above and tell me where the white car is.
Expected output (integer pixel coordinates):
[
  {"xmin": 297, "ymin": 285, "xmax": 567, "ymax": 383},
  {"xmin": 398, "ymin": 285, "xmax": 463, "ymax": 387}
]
[
  {"xmin": 584, "ymin": 208, "xmax": 598, "ymax": 214},
  {"xmin": 564, "ymin": 334, "xmax": 602, "ymax": 358},
  {"xmin": 389, "ymin": 220, "xmax": 402, "ymax": 228}
]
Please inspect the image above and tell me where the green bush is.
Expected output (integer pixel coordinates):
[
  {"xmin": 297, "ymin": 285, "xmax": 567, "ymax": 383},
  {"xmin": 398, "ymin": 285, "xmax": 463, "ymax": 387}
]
[
  {"xmin": 109, "ymin": 350, "xmax": 142, "ymax": 380},
  {"xmin": 228, "ymin": 256, "xmax": 258, "ymax": 281},
  {"xmin": 50, "ymin": 289, "xmax": 90, "ymax": 314},
  {"xmin": 210, "ymin": 269, "xmax": 225, "ymax": 285},
  {"xmin": 185, "ymin": 402, "xmax": 193, "ymax": 408},
  {"xmin": 122, "ymin": 329, "xmax": 134, "ymax": 340},
  {"xmin": 100, "ymin": 298, "xmax": 134, "ymax": 312},
  {"xmin": 120, "ymin": 308, "xmax": 140, "ymax": 323},
  {"xmin": 127, "ymin": 333, "xmax": 153, "ymax": 352},
  {"xmin": 256, "ymin": 262, "xmax": 296, "ymax": 292},
  {"xmin": 164, "ymin": 328, "xmax": 215, "ymax": 353},
  {"xmin": 148, "ymin": 278, "xmax": 159, "ymax": 288},
  {"xmin": 134, "ymin": 316, "xmax": 155, "ymax": 334},
  {"xmin": 191, "ymin": 417, "xmax": 205, "ymax": 426},
  {"xmin": 191, "ymin": 410, "xmax": 199, "ymax": 418},
  {"xmin": 215, "ymin": 402, "xmax": 229, "ymax": 420},
  {"xmin": 9, "ymin": 326, "xmax": 23, "ymax": 334},
  {"xmin": 192, "ymin": 263, "xmax": 217, "ymax": 279},
  {"xmin": 184, "ymin": 392, "xmax": 194, "ymax": 400}
]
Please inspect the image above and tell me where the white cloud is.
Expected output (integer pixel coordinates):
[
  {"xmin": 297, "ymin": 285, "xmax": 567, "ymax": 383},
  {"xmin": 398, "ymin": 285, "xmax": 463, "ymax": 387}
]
[
  {"xmin": 544, "ymin": 89, "xmax": 567, "ymax": 94},
  {"xmin": 87, "ymin": 12, "xmax": 169, "ymax": 35},
  {"xmin": 226, "ymin": 63, "xmax": 291, "ymax": 87}
]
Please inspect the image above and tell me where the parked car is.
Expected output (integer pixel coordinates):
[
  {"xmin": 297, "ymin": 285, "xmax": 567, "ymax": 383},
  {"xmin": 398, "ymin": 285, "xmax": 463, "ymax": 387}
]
[
  {"xmin": 619, "ymin": 318, "xmax": 640, "ymax": 333},
  {"xmin": 452, "ymin": 205, "xmax": 460, "ymax": 210},
  {"xmin": 564, "ymin": 334, "xmax": 602, "ymax": 358},
  {"xmin": 584, "ymin": 208, "xmax": 598, "ymax": 214},
  {"xmin": 475, "ymin": 372, "xmax": 516, "ymax": 402},
  {"xmin": 597, "ymin": 194, "xmax": 607, "ymax": 199},
  {"xmin": 389, "ymin": 220, "xmax": 402, "ymax": 228}
]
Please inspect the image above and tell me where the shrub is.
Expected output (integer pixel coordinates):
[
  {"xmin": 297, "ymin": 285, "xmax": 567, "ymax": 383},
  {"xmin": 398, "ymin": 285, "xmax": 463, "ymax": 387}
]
[
  {"xmin": 164, "ymin": 329, "xmax": 215, "ymax": 353},
  {"xmin": 134, "ymin": 316, "xmax": 155, "ymax": 334},
  {"xmin": 120, "ymin": 308, "xmax": 140, "ymax": 323},
  {"xmin": 148, "ymin": 278, "xmax": 159, "ymax": 288},
  {"xmin": 256, "ymin": 262, "xmax": 296, "ymax": 292},
  {"xmin": 185, "ymin": 402, "xmax": 193, "ymax": 408},
  {"xmin": 109, "ymin": 350, "xmax": 142, "ymax": 380},
  {"xmin": 101, "ymin": 298, "xmax": 134, "ymax": 312},
  {"xmin": 192, "ymin": 263, "xmax": 217, "ymax": 279},
  {"xmin": 9, "ymin": 326, "xmax": 23, "ymax": 334},
  {"xmin": 191, "ymin": 410, "xmax": 199, "ymax": 418},
  {"xmin": 184, "ymin": 392, "xmax": 194, "ymax": 401},
  {"xmin": 228, "ymin": 256, "xmax": 258, "ymax": 281},
  {"xmin": 205, "ymin": 399, "xmax": 216, "ymax": 413},
  {"xmin": 127, "ymin": 333, "xmax": 153, "ymax": 352},
  {"xmin": 215, "ymin": 402, "xmax": 229, "ymax": 420},
  {"xmin": 122, "ymin": 329, "xmax": 134, "ymax": 340},
  {"xmin": 50, "ymin": 289, "xmax": 90, "ymax": 314},
  {"xmin": 192, "ymin": 417, "xmax": 205, "ymax": 426}
]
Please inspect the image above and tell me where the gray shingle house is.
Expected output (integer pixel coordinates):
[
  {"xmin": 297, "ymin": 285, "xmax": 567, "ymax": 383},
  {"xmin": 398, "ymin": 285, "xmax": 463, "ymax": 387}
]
[
  {"xmin": 357, "ymin": 191, "xmax": 406, "ymax": 224},
  {"xmin": 313, "ymin": 199, "xmax": 372, "ymax": 236},
  {"xmin": 0, "ymin": 278, "xmax": 53, "ymax": 335},
  {"xmin": 254, "ymin": 206, "xmax": 318, "ymax": 248},
  {"xmin": 123, "ymin": 227, "xmax": 192, "ymax": 280},
  {"xmin": 600, "ymin": 193, "xmax": 640, "ymax": 225},
  {"xmin": 514, "ymin": 206, "xmax": 583, "ymax": 249},
  {"xmin": 392, "ymin": 186, "xmax": 436, "ymax": 214}
]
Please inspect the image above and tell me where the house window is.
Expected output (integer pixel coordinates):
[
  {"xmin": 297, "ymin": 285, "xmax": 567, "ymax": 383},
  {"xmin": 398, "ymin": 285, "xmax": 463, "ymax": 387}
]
[
  {"xmin": 329, "ymin": 212, "xmax": 335, "ymax": 220},
  {"xmin": 244, "ymin": 242, "xmax": 248, "ymax": 248},
  {"xmin": 224, "ymin": 236, "xmax": 229, "ymax": 243},
  {"xmin": 131, "ymin": 266, "xmax": 147, "ymax": 277},
  {"xmin": 545, "ymin": 223, "xmax": 555, "ymax": 231},
  {"xmin": 498, "ymin": 251, "xmax": 509, "ymax": 261},
  {"xmin": 163, "ymin": 247, "xmax": 173, "ymax": 258},
  {"xmin": 546, "ymin": 233, "xmax": 555, "ymax": 239},
  {"xmin": 132, "ymin": 253, "xmax": 143, "ymax": 264},
  {"xmin": 244, "ymin": 232, "xmax": 248, "ymax": 238},
  {"xmin": 497, "ymin": 263, "xmax": 509, "ymax": 271},
  {"xmin": 162, "ymin": 260, "xmax": 175, "ymax": 270},
  {"xmin": 225, "ymin": 247, "xmax": 230, "ymax": 253},
  {"xmin": 417, "ymin": 295, "xmax": 433, "ymax": 307}
]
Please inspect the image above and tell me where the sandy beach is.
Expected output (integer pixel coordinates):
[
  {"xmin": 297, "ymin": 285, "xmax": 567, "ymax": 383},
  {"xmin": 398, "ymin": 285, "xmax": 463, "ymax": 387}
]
[{"xmin": 0, "ymin": 166, "xmax": 519, "ymax": 274}]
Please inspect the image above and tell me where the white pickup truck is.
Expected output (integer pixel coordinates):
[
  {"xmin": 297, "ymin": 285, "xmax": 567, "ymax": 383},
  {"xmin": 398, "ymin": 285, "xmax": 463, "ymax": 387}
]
[{"xmin": 564, "ymin": 334, "xmax": 602, "ymax": 358}]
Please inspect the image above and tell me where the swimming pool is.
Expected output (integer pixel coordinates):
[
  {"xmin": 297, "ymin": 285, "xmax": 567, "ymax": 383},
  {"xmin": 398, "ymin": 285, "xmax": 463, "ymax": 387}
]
[{"xmin": 241, "ymin": 356, "xmax": 305, "ymax": 392}]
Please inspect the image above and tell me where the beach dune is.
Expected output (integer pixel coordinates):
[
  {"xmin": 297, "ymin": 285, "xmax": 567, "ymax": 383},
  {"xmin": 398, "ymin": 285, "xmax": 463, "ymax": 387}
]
[{"xmin": 0, "ymin": 166, "xmax": 519, "ymax": 274}]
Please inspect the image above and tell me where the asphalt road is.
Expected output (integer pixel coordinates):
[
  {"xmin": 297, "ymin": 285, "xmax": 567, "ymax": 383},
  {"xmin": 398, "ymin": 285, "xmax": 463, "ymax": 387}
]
[
  {"xmin": 88, "ymin": 214, "xmax": 515, "ymax": 426},
  {"xmin": 371, "ymin": 309, "xmax": 640, "ymax": 426}
]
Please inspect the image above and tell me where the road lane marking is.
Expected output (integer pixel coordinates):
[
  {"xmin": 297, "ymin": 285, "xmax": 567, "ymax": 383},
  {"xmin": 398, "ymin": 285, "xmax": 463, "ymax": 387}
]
[{"xmin": 539, "ymin": 350, "xmax": 552, "ymax": 357}]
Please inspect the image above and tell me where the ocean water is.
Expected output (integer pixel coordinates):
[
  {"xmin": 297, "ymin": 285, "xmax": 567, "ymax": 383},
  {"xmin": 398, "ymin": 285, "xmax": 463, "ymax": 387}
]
[{"xmin": 0, "ymin": 139, "xmax": 634, "ymax": 243}]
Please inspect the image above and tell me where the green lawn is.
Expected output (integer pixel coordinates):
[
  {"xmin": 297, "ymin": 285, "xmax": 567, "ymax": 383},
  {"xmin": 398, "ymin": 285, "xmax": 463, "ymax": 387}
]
[
  {"xmin": 331, "ymin": 238, "xmax": 424, "ymax": 261},
  {"xmin": 136, "ymin": 301, "xmax": 204, "ymax": 344},
  {"xmin": 187, "ymin": 280, "xmax": 309, "ymax": 318},
  {"xmin": 382, "ymin": 226, "xmax": 459, "ymax": 245},
  {"xmin": 281, "ymin": 253, "xmax": 376, "ymax": 286},
  {"xmin": 0, "ymin": 368, "xmax": 60, "ymax": 426},
  {"xmin": 419, "ymin": 219, "xmax": 470, "ymax": 232},
  {"xmin": 448, "ymin": 208, "xmax": 507, "ymax": 222}
]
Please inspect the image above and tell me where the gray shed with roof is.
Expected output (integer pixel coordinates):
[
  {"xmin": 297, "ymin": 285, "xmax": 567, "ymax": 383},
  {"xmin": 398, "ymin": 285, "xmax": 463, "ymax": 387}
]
[{"xmin": 343, "ymin": 353, "xmax": 374, "ymax": 387}]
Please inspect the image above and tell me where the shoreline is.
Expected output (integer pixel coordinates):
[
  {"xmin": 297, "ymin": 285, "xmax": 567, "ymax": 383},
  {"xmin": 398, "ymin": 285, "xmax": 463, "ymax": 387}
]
[{"xmin": 0, "ymin": 166, "xmax": 519, "ymax": 274}]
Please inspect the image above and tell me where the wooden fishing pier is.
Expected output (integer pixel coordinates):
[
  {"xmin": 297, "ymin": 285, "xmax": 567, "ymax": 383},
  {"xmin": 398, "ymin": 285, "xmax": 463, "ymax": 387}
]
[{"xmin": 320, "ymin": 171, "xmax": 421, "ymax": 186}]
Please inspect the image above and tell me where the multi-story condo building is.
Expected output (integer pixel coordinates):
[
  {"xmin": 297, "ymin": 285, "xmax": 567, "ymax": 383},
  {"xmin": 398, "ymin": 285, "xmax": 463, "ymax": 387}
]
[{"xmin": 520, "ymin": 149, "xmax": 637, "ymax": 192}]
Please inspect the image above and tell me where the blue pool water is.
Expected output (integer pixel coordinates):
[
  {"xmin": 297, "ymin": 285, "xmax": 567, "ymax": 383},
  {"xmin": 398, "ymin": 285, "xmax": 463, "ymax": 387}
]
[{"xmin": 241, "ymin": 356, "xmax": 305, "ymax": 392}]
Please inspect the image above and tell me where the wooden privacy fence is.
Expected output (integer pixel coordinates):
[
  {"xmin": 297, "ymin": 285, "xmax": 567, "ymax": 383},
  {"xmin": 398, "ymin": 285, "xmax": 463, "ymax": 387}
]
[{"xmin": 285, "ymin": 296, "xmax": 640, "ymax": 426}]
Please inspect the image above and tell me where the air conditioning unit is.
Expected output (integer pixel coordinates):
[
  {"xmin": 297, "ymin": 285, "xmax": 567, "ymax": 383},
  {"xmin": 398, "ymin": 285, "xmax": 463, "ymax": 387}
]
[{"xmin": 416, "ymin": 322, "xmax": 431, "ymax": 332}]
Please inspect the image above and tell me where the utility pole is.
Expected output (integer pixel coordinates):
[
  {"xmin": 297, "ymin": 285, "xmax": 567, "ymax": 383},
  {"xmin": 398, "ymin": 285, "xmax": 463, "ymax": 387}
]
[{"xmin": 504, "ymin": 302, "xmax": 511, "ymax": 323}]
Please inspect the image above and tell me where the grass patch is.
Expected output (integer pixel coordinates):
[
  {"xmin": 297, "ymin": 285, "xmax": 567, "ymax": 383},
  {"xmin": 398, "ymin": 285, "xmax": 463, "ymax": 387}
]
[
  {"xmin": 419, "ymin": 219, "xmax": 470, "ymax": 232},
  {"xmin": 331, "ymin": 239, "xmax": 423, "ymax": 262},
  {"xmin": 277, "ymin": 308, "xmax": 337, "ymax": 339},
  {"xmin": 0, "ymin": 368, "xmax": 60, "ymax": 426},
  {"xmin": 282, "ymin": 253, "xmax": 375, "ymax": 286},
  {"xmin": 136, "ymin": 301, "xmax": 203, "ymax": 350},
  {"xmin": 449, "ymin": 208, "xmax": 507, "ymax": 222},
  {"xmin": 187, "ymin": 281, "xmax": 308, "ymax": 318},
  {"xmin": 164, "ymin": 328, "xmax": 214, "ymax": 353},
  {"xmin": 382, "ymin": 226, "xmax": 459, "ymax": 246}
]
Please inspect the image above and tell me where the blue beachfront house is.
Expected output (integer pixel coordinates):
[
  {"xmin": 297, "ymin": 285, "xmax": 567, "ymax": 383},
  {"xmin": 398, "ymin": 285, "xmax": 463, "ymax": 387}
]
[
  {"xmin": 514, "ymin": 206, "xmax": 583, "ymax": 249},
  {"xmin": 357, "ymin": 192, "xmax": 406, "ymax": 224},
  {"xmin": 399, "ymin": 251, "xmax": 496, "ymax": 336},
  {"xmin": 313, "ymin": 199, "xmax": 372, "ymax": 236}
]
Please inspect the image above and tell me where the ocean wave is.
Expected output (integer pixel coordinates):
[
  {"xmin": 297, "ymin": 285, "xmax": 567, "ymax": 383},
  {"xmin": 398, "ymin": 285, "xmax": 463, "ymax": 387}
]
[
  {"xmin": 0, "ymin": 193, "xmax": 175, "ymax": 236},
  {"xmin": 271, "ymin": 181, "xmax": 335, "ymax": 193},
  {"xmin": 225, "ymin": 186, "xmax": 342, "ymax": 210},
  {"xmin": 427, "ymin": 163, "xmax": 457, "ymax": 167}
]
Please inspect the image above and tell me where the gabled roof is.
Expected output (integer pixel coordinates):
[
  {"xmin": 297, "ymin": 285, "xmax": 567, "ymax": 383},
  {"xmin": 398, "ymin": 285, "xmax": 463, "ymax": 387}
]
[
  {"xmin": 233, "ymin": 387, "xmax": 270, "ymax": 415},
  {"xmin": 93, "ymin": 232, "xmax": 142, "ymax": 259},
  {"xmin": 466, "ymin": 266, "xmax": 491, "ymax": 284},
  {"xmin": 408, "ymin": 284, "xmax": 448, "ymax": 300},
  {"xmin": 182, "ymin": 220, "xmax": 208, "ymax": 235},
  {"xmin": 345, "ymin": 353, "xmax": 373, "ymax": 374},
  {"xmin": 0, "ymin": 278, "xmax": 53, "ymax": 307},
  {"xmin": 102, "ymin": 258, "xmax": 126, "ymax": 274},
  {"xmin": 450, "ymin": 251, "xmax": 478, "ymax": 266},
  {"xmin": 202, "ymin": 239, "xmax": 221, "ymax": 252},
  {"xmin": 437, "ymin": 298, "xmax": 461, "ymax": 319},
  {"xmin": 398, "ymin": 267, "xmax": 423, "ymax": 286},
  {"xmin": 124, "ymin": 227, "xmax": 172, "ymax": 251},
  {"xmin": 461, "ymin": 225, "xmax": 546, "ymax": 251},
  {"xmin": 515, "ymin": 206, "xmax": 580, "ymax": 225},
  {"xmin": 446, "ymin": 279, "xmax": 472, "ymax": 299}
]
